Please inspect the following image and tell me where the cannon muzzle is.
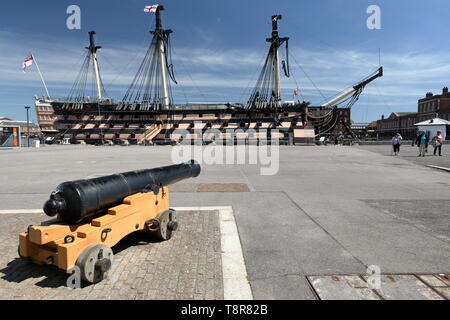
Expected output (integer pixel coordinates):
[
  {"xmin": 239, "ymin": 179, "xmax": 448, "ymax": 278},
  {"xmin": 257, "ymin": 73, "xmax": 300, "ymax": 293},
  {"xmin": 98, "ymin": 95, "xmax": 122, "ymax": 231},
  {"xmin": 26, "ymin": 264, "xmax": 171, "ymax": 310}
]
[{"xmin": 43, "ymin": 160, "xmax": 200, "ymax": 224}]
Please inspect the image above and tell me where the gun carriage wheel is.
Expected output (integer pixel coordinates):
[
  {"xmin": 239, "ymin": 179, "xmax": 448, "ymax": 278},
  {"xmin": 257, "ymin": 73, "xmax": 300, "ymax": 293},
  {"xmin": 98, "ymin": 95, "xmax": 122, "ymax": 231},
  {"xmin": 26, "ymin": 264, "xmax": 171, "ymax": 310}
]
[
  {"xmin": 76, "ymin": 244, "xmax": 113, "ymax": 283},
  {"xmin": 145, "ymin": 208, "xmax": 178, "ymax": 240}
]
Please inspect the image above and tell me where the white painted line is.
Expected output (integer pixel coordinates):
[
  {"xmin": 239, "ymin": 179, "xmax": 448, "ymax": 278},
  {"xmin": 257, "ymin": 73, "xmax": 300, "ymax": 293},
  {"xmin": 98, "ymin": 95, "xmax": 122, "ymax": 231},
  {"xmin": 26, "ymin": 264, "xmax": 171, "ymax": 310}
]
[
  {"xmin": 0, "ymin": 209, "xmax": 43, "ymax": 215},
  {"xmin": 427, "ymin": 165, "xmax": 450, "ymax": 172},
  {"xmin": 174, "ymin": 206, "xmax": 253, "ymax": 300}
]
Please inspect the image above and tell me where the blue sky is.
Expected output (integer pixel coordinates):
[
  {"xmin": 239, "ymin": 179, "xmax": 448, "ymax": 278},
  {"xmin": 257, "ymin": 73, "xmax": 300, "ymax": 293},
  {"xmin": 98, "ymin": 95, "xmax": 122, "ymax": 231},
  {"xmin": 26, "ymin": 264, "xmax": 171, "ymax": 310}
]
[{"xmin": 1, "ymin": 0, "xmax": 449, "ymax": 123}]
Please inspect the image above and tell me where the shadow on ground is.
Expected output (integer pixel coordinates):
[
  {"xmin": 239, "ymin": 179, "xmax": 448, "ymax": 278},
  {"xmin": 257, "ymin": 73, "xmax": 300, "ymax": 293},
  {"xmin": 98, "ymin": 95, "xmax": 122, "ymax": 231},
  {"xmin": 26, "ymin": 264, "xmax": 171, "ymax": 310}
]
[{"xmin": 0, "ymin": 230, "xmax": 162, "ymax": 289}]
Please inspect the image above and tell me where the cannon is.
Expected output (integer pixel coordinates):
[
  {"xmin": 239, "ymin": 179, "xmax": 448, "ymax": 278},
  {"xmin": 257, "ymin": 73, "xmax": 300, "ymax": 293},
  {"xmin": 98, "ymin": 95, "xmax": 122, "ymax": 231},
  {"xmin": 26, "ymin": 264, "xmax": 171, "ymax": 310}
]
[
  {"xmin": 18, "ymin": 161, "xmax": 200, "ymax": 283},
  {"xmin": 43, "ymin": 161, "xmax": 200, "ymax": 224}
]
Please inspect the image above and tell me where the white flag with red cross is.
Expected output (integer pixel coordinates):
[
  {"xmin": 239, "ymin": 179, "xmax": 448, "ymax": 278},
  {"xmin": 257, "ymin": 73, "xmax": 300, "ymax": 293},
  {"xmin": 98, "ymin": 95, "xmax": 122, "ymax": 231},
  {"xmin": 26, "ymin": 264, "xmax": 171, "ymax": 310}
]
[
  {"xmin": 22, "ymin": 55, "xmax": 33, "ymax": 72},
  {"xmin": 144, "ymin": 4, "xmax": 159, "ymax": 12}
]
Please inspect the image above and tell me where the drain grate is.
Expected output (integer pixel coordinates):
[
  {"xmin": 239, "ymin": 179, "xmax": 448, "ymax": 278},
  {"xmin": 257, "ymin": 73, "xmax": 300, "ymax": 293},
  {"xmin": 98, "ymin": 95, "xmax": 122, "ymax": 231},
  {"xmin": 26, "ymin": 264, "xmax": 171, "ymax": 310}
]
[
  {"xmin": 307, "ymin": 273, "xmax": 450, "ymax": 300},
  {"xmin": 171, "ymin": 183, "xmax": 251, "ymax": 192}
]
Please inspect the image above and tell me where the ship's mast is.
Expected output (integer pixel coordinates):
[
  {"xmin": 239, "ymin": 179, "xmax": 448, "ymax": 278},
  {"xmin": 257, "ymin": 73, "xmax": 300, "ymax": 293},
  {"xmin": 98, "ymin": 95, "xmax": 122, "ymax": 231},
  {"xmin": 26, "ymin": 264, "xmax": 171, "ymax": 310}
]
[
  {"xmin": 122, "ymin": 5, "xmax": 176, "ymax": 109},
  {"xmin": 86, "ymin": 31, "xmax": 103, "ymax": 100},
  {"xmin": 267, "ymin": 15, "xmax": 289, "ymax": 106},
  {"xmin": 246, "ymin": 15, "xmax": 289, "ymax": 110},
  {"xmin": 153, "ymin": 6, "xmax": 171, "ymax": 109}
]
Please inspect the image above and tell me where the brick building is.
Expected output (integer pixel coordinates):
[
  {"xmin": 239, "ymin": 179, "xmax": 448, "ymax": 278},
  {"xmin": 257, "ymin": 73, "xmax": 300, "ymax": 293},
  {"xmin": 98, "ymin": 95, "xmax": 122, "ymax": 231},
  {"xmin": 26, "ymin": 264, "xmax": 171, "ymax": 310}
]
[{"xmin": 375, "ymin": 87, "xmax": 450, "ymax": 139}]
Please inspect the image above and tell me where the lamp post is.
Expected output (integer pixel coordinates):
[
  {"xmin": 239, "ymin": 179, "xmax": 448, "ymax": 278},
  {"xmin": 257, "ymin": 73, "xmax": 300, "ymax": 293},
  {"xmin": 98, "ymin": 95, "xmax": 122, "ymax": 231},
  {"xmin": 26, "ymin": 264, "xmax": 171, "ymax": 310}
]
[{"xmin": 25, "ymin": 106, "xmax": 30, "ymax": 147}]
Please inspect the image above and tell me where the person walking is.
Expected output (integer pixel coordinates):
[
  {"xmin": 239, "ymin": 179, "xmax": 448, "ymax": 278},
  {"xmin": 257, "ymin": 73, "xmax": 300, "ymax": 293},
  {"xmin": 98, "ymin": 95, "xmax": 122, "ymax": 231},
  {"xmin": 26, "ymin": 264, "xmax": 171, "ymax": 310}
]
[
  {"xmin": 415, "ymin": 131, "xmax": 428, "ymax": 157},
  {"xmin": 391, "ymin": 132, "xmax": 403, "ymax": 156},
  {"xmin": 432, "ymin": 130, "xmax": 443, "ymax": 156}
]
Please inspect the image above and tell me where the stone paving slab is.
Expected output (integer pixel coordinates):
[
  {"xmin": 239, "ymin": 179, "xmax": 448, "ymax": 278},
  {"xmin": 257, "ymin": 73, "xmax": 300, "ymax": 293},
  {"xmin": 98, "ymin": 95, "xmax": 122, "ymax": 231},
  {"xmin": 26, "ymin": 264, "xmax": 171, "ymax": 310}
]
[
  {"xmin": 171, "ymin": 183, "xmax": 251, "ymax": 192},
  {"xmin": 0, "ymin": 210, "xmax": 223, "ymax": 300}
]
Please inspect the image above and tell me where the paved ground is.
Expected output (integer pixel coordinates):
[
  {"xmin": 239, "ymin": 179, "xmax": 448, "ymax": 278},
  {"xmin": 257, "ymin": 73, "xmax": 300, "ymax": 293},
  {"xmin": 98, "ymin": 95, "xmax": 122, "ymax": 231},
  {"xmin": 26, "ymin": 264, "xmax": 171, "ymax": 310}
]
[
  {"xmin": 0, "ymin": 144, "xmax": 449, "ymax": 299},
  {"xmin": 356, "ymin": 144, "xmax": 450, "ymax": 169},
  {"xmin": 0, "ymin": 209, "xmax": 223, "ymax": 300}
]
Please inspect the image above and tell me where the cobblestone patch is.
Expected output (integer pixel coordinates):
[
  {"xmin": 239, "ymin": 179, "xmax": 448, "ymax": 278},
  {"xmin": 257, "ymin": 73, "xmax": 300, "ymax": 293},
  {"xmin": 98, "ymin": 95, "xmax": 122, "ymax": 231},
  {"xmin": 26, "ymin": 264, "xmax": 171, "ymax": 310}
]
[{"xmin": 0, "ymin": 210, "xmax": 223, "ymax": 300}]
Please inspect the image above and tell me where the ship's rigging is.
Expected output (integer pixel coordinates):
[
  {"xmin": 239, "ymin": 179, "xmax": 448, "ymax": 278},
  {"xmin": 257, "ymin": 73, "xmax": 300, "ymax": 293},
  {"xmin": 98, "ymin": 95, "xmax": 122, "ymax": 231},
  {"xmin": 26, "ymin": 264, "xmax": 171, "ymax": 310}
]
[
  {"xmin": 246, "ymin": 15, "xmax": 290, "ymax": 110},
  {"xmin": 62, "ymin": 8, "xmax": 382, "ymax": 115},
  {"xmin": 121, "ymin": 5, "xmax": 177, "ymax": 111},
  {"xmin": 43, "ymin": 6, "xmax": 384, "ymax": 144},
  {"xmin": 66, "ymin": 31, "xmax": 107, "ymax": 102}
]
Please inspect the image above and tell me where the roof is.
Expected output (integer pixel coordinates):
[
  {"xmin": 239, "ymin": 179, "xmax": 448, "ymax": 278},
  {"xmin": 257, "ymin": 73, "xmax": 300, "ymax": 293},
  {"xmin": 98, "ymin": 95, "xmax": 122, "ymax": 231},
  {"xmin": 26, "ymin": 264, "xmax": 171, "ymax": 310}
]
[
  {"xmin": 350, "ymin": 123, "xmax": 369, "ymax": 129},
  {"xmin": 387, "ymin": 112, "xmax": 417, "ymax": 119},
  {"xmin": 414, "ymin": 118, "xmax": 450, "ymax": 126},
  {"xmin": 0, "ymin": 120, "xmax": 39, "ymax": 128},
  {"xmin": 394, "ymin": 112, "xmax": 417, "ymax": 116},
  {"xmin": 367, "ymin": 121, "xmax": 378, "ymax": 127}
]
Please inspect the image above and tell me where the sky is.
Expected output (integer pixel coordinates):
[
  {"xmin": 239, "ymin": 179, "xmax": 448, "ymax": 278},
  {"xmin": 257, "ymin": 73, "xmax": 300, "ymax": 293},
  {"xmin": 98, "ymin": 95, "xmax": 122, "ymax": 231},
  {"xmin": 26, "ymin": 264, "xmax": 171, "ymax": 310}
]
[{"xmin": 0, "ymin": 0, "xmax": 449, "ymax": 123}]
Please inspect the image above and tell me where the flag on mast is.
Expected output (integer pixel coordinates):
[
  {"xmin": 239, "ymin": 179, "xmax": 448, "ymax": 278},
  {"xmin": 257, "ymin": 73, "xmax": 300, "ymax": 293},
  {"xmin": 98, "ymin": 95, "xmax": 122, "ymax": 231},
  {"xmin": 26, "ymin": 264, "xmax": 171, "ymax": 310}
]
[
  {"xmin": 293, "ymin": 88, "xmax": 299, "ymax": 98},
  {"xmin": 144, "ymin": 4, "xmax": 159, "ymax": 12},
  {"xmin": 22, "ymin": 53, "xmax": 51, "ymax": 98},
  {"xmin": 22, "ymin": 55, "xmax": 33, "ymax": 72},
  {"xmin": 267, "ymin": 16, "xmax": 279, "ymax": 24}
]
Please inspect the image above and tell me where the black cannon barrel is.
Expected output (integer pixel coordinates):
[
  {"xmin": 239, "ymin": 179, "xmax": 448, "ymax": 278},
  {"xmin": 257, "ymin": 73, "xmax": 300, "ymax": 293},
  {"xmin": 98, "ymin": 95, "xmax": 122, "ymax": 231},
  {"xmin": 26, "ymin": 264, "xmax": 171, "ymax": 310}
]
[{"xmin": 43, "ymin": 160, "xmax": 200, "ymax": 224}]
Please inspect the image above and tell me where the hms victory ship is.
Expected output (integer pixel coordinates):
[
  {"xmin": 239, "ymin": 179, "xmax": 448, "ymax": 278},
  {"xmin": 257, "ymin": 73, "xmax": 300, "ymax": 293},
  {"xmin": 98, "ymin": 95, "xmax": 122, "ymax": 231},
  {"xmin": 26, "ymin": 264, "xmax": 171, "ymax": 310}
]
[{"xmin": 35, "ymin": 5, "xmax": 383, "ymax": 145}]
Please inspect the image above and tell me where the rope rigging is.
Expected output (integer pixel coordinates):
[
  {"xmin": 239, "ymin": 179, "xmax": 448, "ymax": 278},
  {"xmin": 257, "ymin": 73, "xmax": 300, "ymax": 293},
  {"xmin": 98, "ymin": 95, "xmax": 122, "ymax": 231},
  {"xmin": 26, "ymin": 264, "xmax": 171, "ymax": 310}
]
[
  {"xmin": 246, "ymin": 15, "xmax": 289, "ymax": 110},
  {"xmin": 65, "ymin": 32, "xmax": 108, "ymax": 102},
  {"xmin": 121, "ymin": 5, "xmax": 176, "ymax": 110}
]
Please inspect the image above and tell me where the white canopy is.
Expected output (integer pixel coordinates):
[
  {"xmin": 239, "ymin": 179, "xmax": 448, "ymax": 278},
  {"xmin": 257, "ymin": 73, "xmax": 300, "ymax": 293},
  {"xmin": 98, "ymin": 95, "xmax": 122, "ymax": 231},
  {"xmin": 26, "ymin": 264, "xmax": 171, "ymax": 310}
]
[{"xmin": 414, "ymin": 118, "xmax": 450, "ymax": 126}]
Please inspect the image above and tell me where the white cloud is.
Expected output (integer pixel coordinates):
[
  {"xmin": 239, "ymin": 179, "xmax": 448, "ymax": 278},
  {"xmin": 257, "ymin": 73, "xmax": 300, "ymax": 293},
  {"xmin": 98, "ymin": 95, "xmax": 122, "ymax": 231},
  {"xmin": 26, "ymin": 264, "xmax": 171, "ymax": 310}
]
[{"xmin": 1, "ymin": 30, "xmax": 449, "ymax": 114}]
